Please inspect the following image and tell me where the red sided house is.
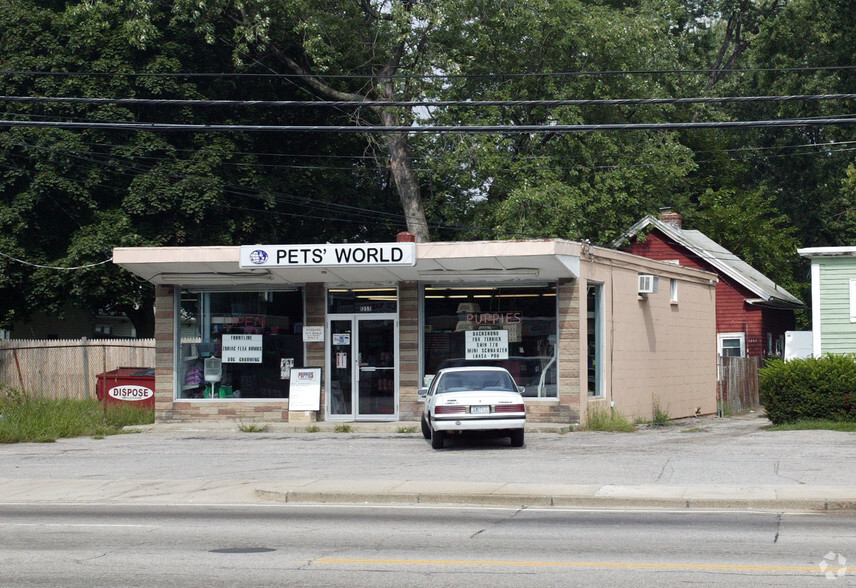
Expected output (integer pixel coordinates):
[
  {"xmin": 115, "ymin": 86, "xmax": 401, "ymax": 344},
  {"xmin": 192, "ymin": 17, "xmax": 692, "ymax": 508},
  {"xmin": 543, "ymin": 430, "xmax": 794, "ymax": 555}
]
[{"xmin": 614, "ymin": 210, "xmax": 804, "ymax": 358}]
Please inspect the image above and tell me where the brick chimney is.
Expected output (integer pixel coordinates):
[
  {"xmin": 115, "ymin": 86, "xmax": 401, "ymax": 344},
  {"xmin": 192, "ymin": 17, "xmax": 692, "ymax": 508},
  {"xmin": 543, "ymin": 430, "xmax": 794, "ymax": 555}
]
[
  {"xmin": 396, "ymin": 231, "xmax": 416, "ymax": 242},
  {"xmin": 659, "ymin": 207, "xmax": 682, "ymax": 230}
]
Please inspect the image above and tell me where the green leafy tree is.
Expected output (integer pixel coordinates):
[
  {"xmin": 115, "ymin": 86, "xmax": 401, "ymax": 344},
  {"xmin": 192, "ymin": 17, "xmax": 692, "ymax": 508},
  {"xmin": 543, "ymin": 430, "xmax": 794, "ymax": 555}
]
[
  {"xmin": 419, "ymin": 0, "xmax": 699, "ymax": 244},
  {"xmin": 124, "ymin": 0, "xmax": 443, "ymax": 242},
  {"xmin": 0, "ymin": 1, "xmax": 392, "ymax": 334},
  {"xmin": 742, "ymin": 0, "xmax": 856, "ymax": 247},
  {"xmin": 690, "ymin": 187, "xmax": 802, "ymax": 293}
]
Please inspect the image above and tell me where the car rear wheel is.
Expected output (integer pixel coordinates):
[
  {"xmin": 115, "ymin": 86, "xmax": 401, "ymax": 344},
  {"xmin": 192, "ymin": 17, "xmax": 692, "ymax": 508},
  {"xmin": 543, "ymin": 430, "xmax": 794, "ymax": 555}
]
[
  {"xmin": 509, "ymin": 428, "xmax": 524, "ymax": 447},
  {"xmin": 431, "ymin": 427, "xmax": 445, "ymax": 449},
  {"xmin": 420, "ymin": 414, "xmax": 431, "ymax": 439}
]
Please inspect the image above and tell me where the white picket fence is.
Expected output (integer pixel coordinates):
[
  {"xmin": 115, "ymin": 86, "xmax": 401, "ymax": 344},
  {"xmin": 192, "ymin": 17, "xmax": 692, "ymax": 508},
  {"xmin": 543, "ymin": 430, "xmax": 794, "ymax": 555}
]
[{"xmin": 0, "ymin": 338, "xmax": 156, "ymax": 400}]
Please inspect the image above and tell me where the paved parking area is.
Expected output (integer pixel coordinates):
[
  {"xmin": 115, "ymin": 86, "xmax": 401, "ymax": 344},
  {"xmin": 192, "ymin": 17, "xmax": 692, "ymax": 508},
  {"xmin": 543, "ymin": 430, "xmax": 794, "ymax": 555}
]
[{"xmin": 0, "ymin": 412, "xmax": 854, "ymax": 509}]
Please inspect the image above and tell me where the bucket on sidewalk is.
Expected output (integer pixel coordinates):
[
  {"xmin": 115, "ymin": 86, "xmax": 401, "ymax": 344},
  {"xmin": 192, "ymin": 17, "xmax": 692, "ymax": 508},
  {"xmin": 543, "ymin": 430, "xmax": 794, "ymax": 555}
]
[{"xmin": 95, "ymin": 367, "xmax": 155, "ymax": 409}]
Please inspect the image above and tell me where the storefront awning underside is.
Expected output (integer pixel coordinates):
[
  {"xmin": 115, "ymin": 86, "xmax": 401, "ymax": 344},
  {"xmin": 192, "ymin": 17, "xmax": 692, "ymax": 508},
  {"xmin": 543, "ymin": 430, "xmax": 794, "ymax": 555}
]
[{"xmin": 113, "ymin": 241, "xmax": 582, "ymax": 287}]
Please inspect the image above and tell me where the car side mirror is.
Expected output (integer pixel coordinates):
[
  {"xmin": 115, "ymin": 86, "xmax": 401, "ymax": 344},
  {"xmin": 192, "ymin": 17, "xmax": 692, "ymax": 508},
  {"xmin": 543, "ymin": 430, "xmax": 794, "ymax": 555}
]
[
  {"xmin": 517, "ymin": 386, "xmax": 525, "ymax": 395},
  {"xmin": 417, "ymin": 387, "xmax": 428, "ymax": 400}
]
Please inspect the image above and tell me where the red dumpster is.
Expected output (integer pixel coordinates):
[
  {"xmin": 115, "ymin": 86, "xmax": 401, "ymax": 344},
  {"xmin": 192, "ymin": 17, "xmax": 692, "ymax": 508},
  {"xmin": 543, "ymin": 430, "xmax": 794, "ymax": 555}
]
[{"xmin": 95, "ymin": 367, "xmax": 155, "ymax": 409}]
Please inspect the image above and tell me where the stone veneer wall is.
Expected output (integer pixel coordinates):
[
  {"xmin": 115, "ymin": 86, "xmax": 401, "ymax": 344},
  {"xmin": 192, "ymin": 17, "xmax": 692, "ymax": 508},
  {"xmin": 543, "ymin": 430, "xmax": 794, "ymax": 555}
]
[
  {"xmin": 153, "ymin": 285, "xmax": 176, "ymax": 422},
  {"xmin": 398, "ymin": 282, "xmax": 420, "ymax": 420},
  {"xmin": 303, "ymin": 283, "xmax": 326, "ymax": 419},
  {"xmin": 557, "ymin": 278, "xmax": 581, "ymax": 424}
]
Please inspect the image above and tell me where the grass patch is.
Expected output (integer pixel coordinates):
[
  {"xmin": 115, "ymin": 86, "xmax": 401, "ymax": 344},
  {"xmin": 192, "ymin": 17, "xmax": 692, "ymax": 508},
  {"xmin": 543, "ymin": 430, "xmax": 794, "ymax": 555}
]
[
  {"xmin": 334, "ymin": 424, "xmax": 352, "ymax": 433},
  {"xmin": 305, "ymin": 424, "xmax": 320, "ymax": 433},
  {"xmin": 582, "ymin": 405, "xmax": 636, "ymax": 432},
  {"xmin": 768, "ymin": 420, "xmax": 856, "ymax": 432},
  {"xmin": 237, "ymin": 421, "xmax": 270, "ymax": 433},
  {"xmin": 680, "ymin": 426, "xmax": 707, "ymax": 433},
  {"xmin": 0, "ymin": 390, "xmax": 154, "ymax": 444},
  {"xmin": 396, "ymin": 426, "xmax": 415, "ymax": 434},
  {"xmin": 651, "ymin": 397, "xmax": 671, "ymax": 427}
]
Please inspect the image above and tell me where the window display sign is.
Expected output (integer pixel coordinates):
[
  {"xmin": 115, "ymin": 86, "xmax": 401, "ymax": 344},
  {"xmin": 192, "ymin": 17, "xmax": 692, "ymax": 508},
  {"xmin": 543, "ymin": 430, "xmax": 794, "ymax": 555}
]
[
  {"xmin": 465, "ymin": 330, "xmax": 509, "ymax": 360},
  {"xmin": 303, "ymin": 326, "xmax": 325, "ymax": 342},
  {"xmin": 289, "ymin": 368, "xmax": 321, "ymax": 411},
  {"xmin": 280, "ymin": 358, "xmax": 294, "ymax": 380},
  {"xmin": 221, "ymin": 334, "xmax": 263, "ymax": 363}
]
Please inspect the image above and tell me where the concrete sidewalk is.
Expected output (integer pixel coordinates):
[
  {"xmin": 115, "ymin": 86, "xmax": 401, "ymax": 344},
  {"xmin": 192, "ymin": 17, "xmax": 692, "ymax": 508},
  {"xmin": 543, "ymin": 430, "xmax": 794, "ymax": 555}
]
[
  {"xmin": 0, "ymin": 477, "xmax": 853, "ymax": 512},
  {"xmin": 0, "ymin": 412, "xmax": 854, "ymax": 512}
]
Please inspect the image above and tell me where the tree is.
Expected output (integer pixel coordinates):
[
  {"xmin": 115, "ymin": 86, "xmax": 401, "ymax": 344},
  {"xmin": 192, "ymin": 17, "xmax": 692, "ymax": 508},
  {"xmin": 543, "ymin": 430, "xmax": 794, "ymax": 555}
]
[
  {"xmin": 132, "ymin": 0, "xmax": 440, "ymax": 242},
  {"xmin": 417, "ymin": 0, "xmax": 699, "ymax": 244},
  {"xmin": 744, "ymin": 0, "xmax": 856, "ymax": 248},
  {"xmin": 0, "ymin": 0, "xmax": 395, "ymax": 333}
]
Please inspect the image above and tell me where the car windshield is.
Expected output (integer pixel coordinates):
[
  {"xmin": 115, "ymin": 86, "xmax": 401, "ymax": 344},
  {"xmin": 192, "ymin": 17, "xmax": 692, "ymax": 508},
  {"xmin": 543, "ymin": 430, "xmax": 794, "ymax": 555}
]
[{"xmin": 435, "ymin": 371, "xmax": 517, "ymax": 394}]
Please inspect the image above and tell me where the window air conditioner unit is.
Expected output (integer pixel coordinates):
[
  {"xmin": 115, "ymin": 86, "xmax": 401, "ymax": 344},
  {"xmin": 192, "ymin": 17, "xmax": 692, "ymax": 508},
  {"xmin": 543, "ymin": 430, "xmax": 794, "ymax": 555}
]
[{"xmin": 638, "ymin": 275, "xmax": 659, "ymax": 294}]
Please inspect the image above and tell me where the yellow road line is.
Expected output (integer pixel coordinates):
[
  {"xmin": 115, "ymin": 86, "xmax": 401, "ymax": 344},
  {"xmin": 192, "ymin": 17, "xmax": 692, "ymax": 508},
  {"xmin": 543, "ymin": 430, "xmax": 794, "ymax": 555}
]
[{"xmin": 315, "ymin": 558, "xmax": 821, "ymax": 573}]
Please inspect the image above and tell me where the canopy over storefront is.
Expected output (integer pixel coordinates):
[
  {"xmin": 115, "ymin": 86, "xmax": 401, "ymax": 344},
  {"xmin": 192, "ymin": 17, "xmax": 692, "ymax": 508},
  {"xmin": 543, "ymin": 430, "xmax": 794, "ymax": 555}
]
[{"xmin": 113, "ymin": 239, "xmax": 582, "ymax": 287}]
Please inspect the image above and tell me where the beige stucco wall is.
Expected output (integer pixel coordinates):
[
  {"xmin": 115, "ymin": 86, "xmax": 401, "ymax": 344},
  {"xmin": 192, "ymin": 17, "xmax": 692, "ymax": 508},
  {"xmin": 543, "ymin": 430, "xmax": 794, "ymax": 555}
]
[{"xmin": 579, "ymin": 248, "xmax": 717, "ymax": 424}]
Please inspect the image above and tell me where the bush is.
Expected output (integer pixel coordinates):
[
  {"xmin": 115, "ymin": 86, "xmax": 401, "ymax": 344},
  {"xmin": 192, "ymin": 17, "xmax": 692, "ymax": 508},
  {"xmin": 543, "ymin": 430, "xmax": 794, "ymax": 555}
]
[{"xmin": 759, "ymin": 355, "xmax": 856, "ymax": 425}]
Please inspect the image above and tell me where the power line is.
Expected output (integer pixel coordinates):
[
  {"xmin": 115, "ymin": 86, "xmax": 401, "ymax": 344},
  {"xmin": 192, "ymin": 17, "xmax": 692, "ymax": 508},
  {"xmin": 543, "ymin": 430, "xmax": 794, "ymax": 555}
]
[
  {"xmin": 5, "ymin": 117, "xmax": 856, "ymax": 133},
  {"xmin": 4, "ymin": 65, "xmax": 856, "ymax": 79},
  {"xmin": 3, "ymin": 93, "xmax": 856, "ymax": 108},
  {"xmin": 0, "ymin": 250, "xmax": 113, "ymax": 270},
  {"xmin": 6, "ymin": 127, "xmax": 856, "ymax": 181}
]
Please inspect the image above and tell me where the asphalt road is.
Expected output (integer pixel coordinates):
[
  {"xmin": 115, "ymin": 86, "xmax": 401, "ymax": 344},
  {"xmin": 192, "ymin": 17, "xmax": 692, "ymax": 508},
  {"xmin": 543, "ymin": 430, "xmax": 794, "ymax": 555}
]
[{"xmin": 2, "ymin": 503, "xmax": 853, "ymax": 587}]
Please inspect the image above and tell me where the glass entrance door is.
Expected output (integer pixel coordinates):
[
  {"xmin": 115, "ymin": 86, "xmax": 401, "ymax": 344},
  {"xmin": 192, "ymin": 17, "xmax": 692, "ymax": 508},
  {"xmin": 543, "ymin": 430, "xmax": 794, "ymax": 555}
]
[{"xmin": 328, "ymin": 315, "xmax": 397, "ymax": 420}]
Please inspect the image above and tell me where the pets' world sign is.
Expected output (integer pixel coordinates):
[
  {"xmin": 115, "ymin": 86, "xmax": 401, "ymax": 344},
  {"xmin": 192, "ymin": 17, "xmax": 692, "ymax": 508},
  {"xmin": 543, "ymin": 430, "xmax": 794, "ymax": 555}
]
[{"xmin": 240, "ymin": 243, "xmax": 415, "ymax": 268}]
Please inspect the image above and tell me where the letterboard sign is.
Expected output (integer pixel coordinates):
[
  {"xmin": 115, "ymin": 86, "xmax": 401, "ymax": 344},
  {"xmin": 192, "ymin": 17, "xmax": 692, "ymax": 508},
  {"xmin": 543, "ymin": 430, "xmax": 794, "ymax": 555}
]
[
  {"xmin": 221, "ymin": 334, "xmax": 263, "ymax": 364},
  {"xmin": 465, "ymin": 330, "xmax": 509, "ymax": 360}
]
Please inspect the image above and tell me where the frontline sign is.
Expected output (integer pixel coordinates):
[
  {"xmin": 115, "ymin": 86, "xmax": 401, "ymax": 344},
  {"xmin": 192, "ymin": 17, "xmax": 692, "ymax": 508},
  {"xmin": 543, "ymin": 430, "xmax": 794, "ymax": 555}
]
[
  {"xmin": 239, "ymin": 242, "xmax": 416, "ymax": 269},
  {"xmin": 107, "ymin": 385, "xmax": 154, "ymax": 402}
]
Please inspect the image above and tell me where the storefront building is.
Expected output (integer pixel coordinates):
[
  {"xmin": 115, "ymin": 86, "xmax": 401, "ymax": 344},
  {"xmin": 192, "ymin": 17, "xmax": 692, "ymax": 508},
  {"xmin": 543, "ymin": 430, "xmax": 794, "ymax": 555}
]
[{"xmin": 113, "ymin": 237, "xmax": 718, "ymax": 426}]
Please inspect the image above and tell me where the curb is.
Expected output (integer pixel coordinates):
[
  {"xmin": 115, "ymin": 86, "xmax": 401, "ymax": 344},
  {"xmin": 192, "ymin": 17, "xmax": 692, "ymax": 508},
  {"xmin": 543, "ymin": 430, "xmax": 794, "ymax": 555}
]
[{"xmin": 253, "ymin": 485, "xmax": 856, "ymax": 512}]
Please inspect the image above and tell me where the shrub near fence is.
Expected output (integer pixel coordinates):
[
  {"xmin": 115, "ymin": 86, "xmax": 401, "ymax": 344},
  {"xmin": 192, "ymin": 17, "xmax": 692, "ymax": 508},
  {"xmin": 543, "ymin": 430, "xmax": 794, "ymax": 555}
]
[
  {"xmin": 760, "ymin": 355, "xmax": 856, "ymax": 425},
  {"xmin": 0, "ymin": 339, "xmax": 156, "ymax": 400}
]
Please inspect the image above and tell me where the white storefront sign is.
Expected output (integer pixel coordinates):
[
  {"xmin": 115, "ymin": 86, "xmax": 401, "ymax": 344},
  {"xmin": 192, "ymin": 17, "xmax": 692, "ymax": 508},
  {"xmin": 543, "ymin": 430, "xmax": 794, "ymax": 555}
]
[
  {"xmin": 239, "ymin": 242, "xmax": 416, "ymax": 268},
  {"xmin": 221, "ymin": 334, "xmax": 263, "ymax": 363},
  {"xmin": 302, "ymin": 326, "xmax": 325, "ymax": 342},
  {"xmin": 289, "ymin": 368, "xmax": 321, "ymax": 411},
  {"xmin": 465, "ymin": 330, "xmax": 509, "ymax": 360}
]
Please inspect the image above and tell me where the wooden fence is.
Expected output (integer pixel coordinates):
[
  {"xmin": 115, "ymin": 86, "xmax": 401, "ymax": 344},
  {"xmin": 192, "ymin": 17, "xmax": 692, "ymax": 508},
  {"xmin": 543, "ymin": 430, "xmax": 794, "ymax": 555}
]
[
  {"xmin": 0, "ymin": 338, "xmax": 155, "ymax": 400},
  {"xmin": 717, "ymin": 355, "xmax": 763, "ymax": 417}
]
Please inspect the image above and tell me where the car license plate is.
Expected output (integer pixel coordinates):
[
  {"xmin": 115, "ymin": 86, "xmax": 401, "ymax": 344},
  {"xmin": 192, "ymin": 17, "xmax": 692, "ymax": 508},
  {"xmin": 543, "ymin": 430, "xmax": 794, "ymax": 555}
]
[{"xmin": 470, "ymin": 405, "xmax": 490, "ymax": 415}]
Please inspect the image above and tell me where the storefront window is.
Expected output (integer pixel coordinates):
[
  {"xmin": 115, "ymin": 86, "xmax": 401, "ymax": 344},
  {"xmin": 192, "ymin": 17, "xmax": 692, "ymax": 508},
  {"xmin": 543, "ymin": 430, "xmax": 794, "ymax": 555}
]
[
  {"xmin": 177, "ymin": 290, "xmax": 304, "ymax": 399},
  {"xmin": 587, "ymin": 283, "xmax": 603, "ymax": 398},
  {"xmin": 422, "ymin": 285, "xmax": 558, "ymax": 398}
]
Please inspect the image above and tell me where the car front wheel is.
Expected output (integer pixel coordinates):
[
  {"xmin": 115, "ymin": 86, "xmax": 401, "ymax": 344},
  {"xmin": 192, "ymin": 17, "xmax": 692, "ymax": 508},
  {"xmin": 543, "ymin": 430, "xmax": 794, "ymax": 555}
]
[{"xmin": 509, "ymin": 428, "xmax": 524, "ymax": 447}]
